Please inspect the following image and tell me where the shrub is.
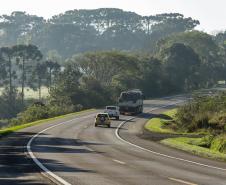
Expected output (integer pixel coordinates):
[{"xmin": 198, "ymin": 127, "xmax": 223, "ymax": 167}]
[
  {"xmin": 48, "ymin": 104, "xmax": 75, "ymax": 117},
  {"xmin": 176, "ymin": 93, "xmax": 226, "ymax": 132},
  {"xmin": 19, "ymin": 104, "xmax": 49, "ymax": 123},
  {"xmin": 211, "ymin": 135, "xmax": 226, "ymax": 153},
  {"xmin": 209, "ymin": 113, "xmax": 226, "ymax": 131}
]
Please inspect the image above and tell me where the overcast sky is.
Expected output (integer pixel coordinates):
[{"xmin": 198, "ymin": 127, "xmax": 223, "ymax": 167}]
[{"xmin": 1, "ymin": 0, "xmax": 225, "ymax": 33}]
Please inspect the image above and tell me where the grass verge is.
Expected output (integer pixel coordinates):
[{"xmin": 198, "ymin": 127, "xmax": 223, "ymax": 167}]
[
  {"xmin": 144, "ymin": 109, "xmax": 178, "ymax": 134},
  {"xmin": 161, "ymin": 137, "xmax": 226, "ymax": 162},
  {"xmin": 145, "ymin": 108, "xmax": 226, "ymax": 161},
  {"xmin": 145, "ymin": 109, "xmax": 204, "ymax": 135},
  {"xmin": 0, "ymin": 109, "xmax": 95, "ymax": 137}
]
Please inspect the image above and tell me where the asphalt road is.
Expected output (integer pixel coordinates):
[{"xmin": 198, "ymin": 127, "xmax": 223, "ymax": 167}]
[{"xmin": 1, "ymin": 95, "xmax": 226, "ymax": 185}]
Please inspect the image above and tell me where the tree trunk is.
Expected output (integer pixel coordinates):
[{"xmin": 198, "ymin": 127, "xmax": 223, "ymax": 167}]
[
  {"xmin": 8, "ymin": 56, "xmax": 12, "ymax": 104},
  {"xmin": 48, "ymin": 68, "xmax": 52, "ymax": 92},
  {"xmin": 38, "ymin": 77, "xmax": 41, "ymax": 101},
  {"xmin": 21, "ymin": 58, "xmax": 25, "ymax": 105}
]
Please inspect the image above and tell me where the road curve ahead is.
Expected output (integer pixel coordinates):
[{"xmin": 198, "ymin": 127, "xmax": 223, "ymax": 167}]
[{"xmin": 1, "ymin": 96, "xmax": 226, "ymax": 185}]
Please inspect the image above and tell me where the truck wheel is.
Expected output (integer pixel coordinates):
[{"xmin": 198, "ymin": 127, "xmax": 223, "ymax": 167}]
[
  {"xmin": 108, "ymin": 124, "xmax": 111, "ymax": 128},
  {"xmin": 95, "ymin": 124, "xmax": 98, "ymax": 127},
  {"xmin": 116, "ymin": 116, "xmax": 119, "ymax": 120}
]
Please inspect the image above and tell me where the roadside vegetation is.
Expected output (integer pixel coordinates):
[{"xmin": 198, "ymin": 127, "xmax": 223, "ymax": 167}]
[
  {"xmin": 0, "ymin": 8, "xmax": 226, "ymax": 137},
  {"xmin": 0, "ymin": 108, "xmax": 95, "ymax": 137},
  {"xmin": 145, "ymin": 109, "xmax": 178, "ymax": 134},
  {"xmin": 145, "ymin": 93, "xmax": 226, "ymax": 161}
]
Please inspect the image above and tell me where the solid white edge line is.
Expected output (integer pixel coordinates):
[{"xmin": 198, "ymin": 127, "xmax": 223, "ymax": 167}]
[
  {"xmin": 168, "ymin": 177, "xmax": 198, "ymax": 185},
  {"xmin": 26, "ymin": 114, "xmax": 95, "ymax": 185},
  {"xmin": 27, "ymin": 98, "xmax": 226, "ymax": 185},
  {"xmin": 113, "ymin": 159, "xmax": 126, "ymax": 165},
  {"xmin": 115, "ymin": 101, "xmax": 226, "ymax": 172}
]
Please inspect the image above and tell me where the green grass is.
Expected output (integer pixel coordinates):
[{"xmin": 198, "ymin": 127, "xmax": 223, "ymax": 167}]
[
  {"xmin": 145, "ymin": 118, "xmax": 176, "ymax": 134},
  {"xmin": 145, "ymin": 109, "xmax": 204, "ymax": 135},
  {"xmin": 164, "ymin": 109, "xmax": 177, "ymax": 119},
  {"xmin": 211, "ymin": 135, "xmax": 226, "ymax": 153},
  {"xmin": 145, "ymin": 108, "xmax": 226, "ymax": 161},
  {"xmin": 145, "ymin": 109, "xmax": 178, "ymax": 134},
  {"xmin": 0, "ymin": 109, "xmax": 95, "ymax": 137},
  {"xmin": 161, "ymin": 137, "xmax": 226, "ymax": 162}
]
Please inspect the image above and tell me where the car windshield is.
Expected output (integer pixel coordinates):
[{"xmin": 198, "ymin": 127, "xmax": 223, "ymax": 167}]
[
  {"xmin": 97, "ymin": 114, "xmax": 108, "ymax": 118},
  {"xmin": 106, "ymin": 106, "xmax": 116, "ymax": 110}
]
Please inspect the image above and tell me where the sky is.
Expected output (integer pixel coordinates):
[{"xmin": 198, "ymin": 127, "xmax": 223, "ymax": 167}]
[{"xmin": 1, "ymin": 0, "xmax": 225, "ymax": 33}]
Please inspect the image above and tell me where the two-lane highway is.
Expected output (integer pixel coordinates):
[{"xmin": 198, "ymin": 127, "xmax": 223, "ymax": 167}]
[{"xmin": 1, "ymin": 96, "xmax": 226, "ymax": 185}]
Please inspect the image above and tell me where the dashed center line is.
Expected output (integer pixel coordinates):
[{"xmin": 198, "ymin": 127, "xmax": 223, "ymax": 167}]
[
  {"xmin": 113, "ymin": 159, "xmax": 126, "ymax": 165},
  {"xmin": 169, "ymin": 177, "xmax": 198, "ymax": 185}
]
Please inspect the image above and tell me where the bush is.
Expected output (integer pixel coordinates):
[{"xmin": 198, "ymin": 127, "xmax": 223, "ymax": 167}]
[
  {"xmin": 176, "ymin": 93, "xmax": 226, "ymax": 133},
  {"xmin": 48, "ymin": 104, "xmax": 75, "ymax": 117},
  {"xmin": 209, "ymin": 113, "xmax": 226, "ymax": 131},
  {"xmin": 19, "ymin": 104, "xmax": 49, "ymax": 123},
  {"xmin": 9, "ymin": 118, "xmax": 22, "ymax": 126},
  {"xmin": 211, "ymin": 135, "xmax": 226, "ymax": 153}
]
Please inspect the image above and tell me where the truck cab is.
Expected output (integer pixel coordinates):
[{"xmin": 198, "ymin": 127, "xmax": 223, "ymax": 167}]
[
  {"xmin": 118, "ymin": 89, "xmax": 143, "ymax": 114},
  {"xmin": 104, "ymin": 106, "xmax": 120, "ymax": 120}
]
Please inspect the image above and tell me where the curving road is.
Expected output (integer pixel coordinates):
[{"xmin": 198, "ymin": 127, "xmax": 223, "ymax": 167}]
[{"xmin": 1, "ymin": 95, "xmax": 226, "ymax": 185}]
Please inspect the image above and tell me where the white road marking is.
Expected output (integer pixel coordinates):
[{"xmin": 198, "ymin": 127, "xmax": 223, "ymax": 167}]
[
  {"xmin": 113, "ymin": 159, "xmax": 126, "ymax": 165},
  {"xmin": 88, "ymin": 148, "xmax": 95, "ymax": 152},
  {"xmin": 115, "ymin": 101, "xmax": 226, "ymax": 172},
  {"xmin": 169, "ymin": 177, "xmax": 198, "ymax": 185},
  {"xmin": 26, "ymin": 113, "xmax": 96, "ymax": 185},
  {"xmin": 26, "ymin": 98, "xmax": 226, "ymax": 185}
]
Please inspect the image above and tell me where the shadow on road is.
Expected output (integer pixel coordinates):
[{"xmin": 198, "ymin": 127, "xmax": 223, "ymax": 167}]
[{"xmin": 0, "ymin": 131, "xmax": 97, "ymax": 185}]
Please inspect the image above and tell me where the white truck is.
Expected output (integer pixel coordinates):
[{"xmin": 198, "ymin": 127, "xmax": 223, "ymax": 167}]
[
  {"xmin": 118, "ymin": 89, "xmax": 144, "ymax": 114},
  {"xmin": 104, "ymin": 106, "xmax": 120, "ymax": 120}
]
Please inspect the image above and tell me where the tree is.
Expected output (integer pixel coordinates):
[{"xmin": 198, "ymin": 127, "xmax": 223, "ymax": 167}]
[
  {"xmin": 0, "ymin": 9, "xmax": 200, "ymax": 59},
  {"xmin": 156, "ymin": 31, "xmax": 224, "ymax": 87},
  {"xmin": 29, "ymin": 62, "xmax": 48, "ymax": 100},
  {"xmin": 72, "ymin": 51, "xmax": 138, "ymax": 86},
  {"xmin": 0, "ymin": 11, "xmax": 45, "ymax": 46},
  {"xmin": 46, "ymin": 50, "xmax": 62, "ymax": 64},
  {"xmin": 0, "ymin": 47, "xmax": 16, "ymax": 106},
  {"xmin": 159, "ymin": 43, "xmax": 201, "ymax": 92},
  {"xmin": 44, "ymin": 60, "xmax": 60, "ymax": 91},
  {"xmin": 138, "ymin": 57, "xmax": 163, "ymax": 97},
  {"xmin": 14, "ymin": 44, "xmax": 42, "ymax": 104},
  {"xmin": 50, "ymin": 61, "xmax": 81, "ymax": 108}
]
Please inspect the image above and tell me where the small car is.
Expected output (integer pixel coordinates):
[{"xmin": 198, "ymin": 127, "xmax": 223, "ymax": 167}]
[
  {"xmin": 94, "ymin": 113, "xmax": 111, "ymax": 128},
  {"xmin": 104, "ymin": 106, "xmax": 120, "ymax": 120}
]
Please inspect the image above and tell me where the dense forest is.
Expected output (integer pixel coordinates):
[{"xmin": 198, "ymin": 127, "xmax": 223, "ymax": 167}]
[
  {"xmin": 0, "ymin": 9, "xmax": 199, "ymax": 59},
  {"xmin": 0, "ymin": 8, "xmax": 226, "ymax": 127}
]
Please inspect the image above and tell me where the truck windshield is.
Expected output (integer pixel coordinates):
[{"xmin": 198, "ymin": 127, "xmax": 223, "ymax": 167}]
[
  {"xmin": 106, "ymin": 106, "xmax": 116, "ymax": 110},
  {"xmin": 120, "ymin": 93, "xmax": 141, "ymax": 101}
]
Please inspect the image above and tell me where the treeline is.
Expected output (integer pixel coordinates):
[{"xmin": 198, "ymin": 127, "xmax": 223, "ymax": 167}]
[
  {"xmin": 1, "ymin": 30, "xmax": 226, "ymax": 122},
  {"xmin": 50, "ymin": 31, "xmax": 226, "ymax": 111},
  {"xmin": 0, "ymin": 44, "xmax": 60, "ymax": 118},
  {"xmin": 0, "ymin": 9, "xmax": 199, "ymax": 59},
  {"xmin": 0, "ymin": 9, "xmax": 226, "ymax": 127}
]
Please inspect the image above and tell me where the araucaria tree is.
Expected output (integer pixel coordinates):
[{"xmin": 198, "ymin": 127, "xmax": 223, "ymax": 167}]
[{"xmin": 13, "ymin": 44, "xmax": 42, "ymax": 105}]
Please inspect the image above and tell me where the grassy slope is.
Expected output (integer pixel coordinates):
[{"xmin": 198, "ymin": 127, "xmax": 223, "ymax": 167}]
[
  {"xmin": 145, "ymin": 109, "xmax": 178, "ymax": 134},
  {"xmin": 145, "ymin": 109, "xmax": 226, "ymax": 161},
  {"xmin": 161, "ymin": 137, "xmax": 226, "ymax": 161},
  {"xmin": 0, "ymin": 109, "xmax": 95, "ymax": 137}
]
